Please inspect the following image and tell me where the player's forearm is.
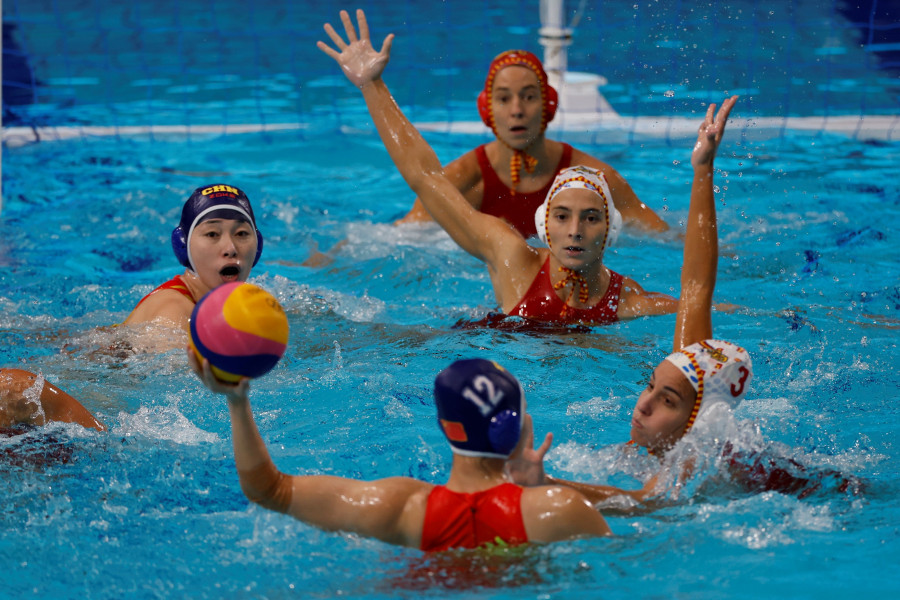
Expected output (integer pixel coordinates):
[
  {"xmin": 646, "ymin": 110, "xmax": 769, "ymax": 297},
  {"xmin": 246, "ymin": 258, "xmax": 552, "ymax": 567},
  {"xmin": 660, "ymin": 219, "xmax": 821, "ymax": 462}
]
[
  {"xmin": 360, "ymin": 79, "xmax": 443, "ymax": 193},
  {"xmin": 546, "ymin": 475, "xmax": 643, "ymax": 504},
  {"xmin": 227, "ymin": 396, "xmax": 292, "ymax": 511}
]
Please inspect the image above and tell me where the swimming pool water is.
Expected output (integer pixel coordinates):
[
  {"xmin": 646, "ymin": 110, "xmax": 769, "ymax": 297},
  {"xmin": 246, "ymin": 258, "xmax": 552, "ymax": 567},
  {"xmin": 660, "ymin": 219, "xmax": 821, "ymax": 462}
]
[
  {"xmin": 2, "ymin": 125, "xmax": 899, "ymax": 599},
  {"xmin": 4, "ymin": 0, "xmax": 898, "ymax": 129},
  {"xmin": 3, "ymin": 0, "xmax": 900, "ymax": 596}
]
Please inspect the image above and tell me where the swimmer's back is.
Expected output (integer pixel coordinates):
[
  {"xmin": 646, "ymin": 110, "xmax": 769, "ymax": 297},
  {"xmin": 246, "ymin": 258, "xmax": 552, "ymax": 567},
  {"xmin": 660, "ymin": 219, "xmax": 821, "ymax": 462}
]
[{"xmin": 420, "ymin": 483, "xmax": 528, "ymax": 551}]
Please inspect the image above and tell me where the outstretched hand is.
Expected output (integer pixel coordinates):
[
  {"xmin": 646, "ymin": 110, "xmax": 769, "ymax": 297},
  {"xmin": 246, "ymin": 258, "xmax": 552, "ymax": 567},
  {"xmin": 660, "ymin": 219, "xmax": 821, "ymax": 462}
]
[
  {"xmin": 317, "ymin": 9, "xmax": 394, "ymax": 89},
  {"xmin": 186, "ymin": 347, "xmax": 250, "ymax": 404},
  {"xmin": 505, "ymin": 414, "xmax": 554, "ymax": 486},
  {"xmin": 691, "ymin": 95, "xmax": 738, "ymax": 168}
]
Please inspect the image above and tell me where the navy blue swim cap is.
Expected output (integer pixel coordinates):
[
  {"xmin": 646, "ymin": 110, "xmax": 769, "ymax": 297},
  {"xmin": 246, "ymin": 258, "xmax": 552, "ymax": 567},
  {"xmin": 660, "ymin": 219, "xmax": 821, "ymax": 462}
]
[
  {"xmin": 171, "ymin": 184, "xmax": 263, "ymax": 271},
  {"xmin": 434, "ymin": 359, "xmax": 525, "ymax": 459}
]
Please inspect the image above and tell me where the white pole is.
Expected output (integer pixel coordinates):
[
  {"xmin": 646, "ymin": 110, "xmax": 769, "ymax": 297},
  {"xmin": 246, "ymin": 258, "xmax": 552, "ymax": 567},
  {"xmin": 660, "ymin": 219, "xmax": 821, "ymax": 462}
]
[
  {"xmin": 538, "ymin": 0, "xmax": 616, "ymax": 117},
  {"xmin": 539, "ymin": 0, "xmax": 572, "ymax": 91}
]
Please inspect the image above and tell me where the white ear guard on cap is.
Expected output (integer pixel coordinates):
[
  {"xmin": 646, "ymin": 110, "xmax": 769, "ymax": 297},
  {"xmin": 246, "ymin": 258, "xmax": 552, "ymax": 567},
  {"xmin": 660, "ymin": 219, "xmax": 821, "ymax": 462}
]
[
  {"xmin": 534, "ymin": 166, "xmax": 622, "ymax": 250},
  {"xmin": 176, "ymin": 204, "xmax": 259, "ymax": 273},
  {"xmin": 665, "ymin": 339, "xmax": 753, "ymax": 433}
]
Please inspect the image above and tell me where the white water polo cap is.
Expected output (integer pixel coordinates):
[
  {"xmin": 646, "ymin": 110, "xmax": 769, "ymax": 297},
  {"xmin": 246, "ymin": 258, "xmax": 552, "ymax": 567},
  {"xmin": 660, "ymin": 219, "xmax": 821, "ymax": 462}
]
[
  {"xmin": 534, "ymin": 166, "xmax": 622, "ymax": 249},
  {"xmin": 664, "ymin": 340, "xmax": 753, "ymax": 433}
]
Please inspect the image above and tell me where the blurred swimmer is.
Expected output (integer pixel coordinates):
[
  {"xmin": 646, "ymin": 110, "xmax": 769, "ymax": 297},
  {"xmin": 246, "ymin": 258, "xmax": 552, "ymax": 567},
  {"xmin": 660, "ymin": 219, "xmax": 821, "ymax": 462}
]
[
  {"xmin": 397, "ymin": 49, "xmax": 668, "ymax": 238},
  {"xmin": 0, "ymin": 368, "xmax": 105, "ymax": 432},
  {"xmin": 191, "ymin": 352, "xmax": 610, "ymax": 551},
  {"xmin": 123, "ymin": 184, "xmax": 262, "ymax": 330},
  {"xmin": 317, "ymin": 9, "xmax": 685, "ymax": 327}
]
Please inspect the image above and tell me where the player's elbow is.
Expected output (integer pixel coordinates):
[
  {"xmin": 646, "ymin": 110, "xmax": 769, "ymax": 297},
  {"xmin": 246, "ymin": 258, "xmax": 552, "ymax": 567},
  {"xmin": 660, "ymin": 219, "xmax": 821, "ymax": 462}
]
[
  {"xmin": 237, "ymin": 462, "xmax": 294, "ymax": 514},
  {"xmin": 409, "ymin": 172, "xmax": 451, "ymax": 206}
]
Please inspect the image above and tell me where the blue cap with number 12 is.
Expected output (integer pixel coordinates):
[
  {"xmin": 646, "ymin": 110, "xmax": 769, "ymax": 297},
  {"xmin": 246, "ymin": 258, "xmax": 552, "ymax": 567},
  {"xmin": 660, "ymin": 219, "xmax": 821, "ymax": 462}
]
[{"xmin": 434, "ymin": 358, "xmax": 525, "ymax": 459}]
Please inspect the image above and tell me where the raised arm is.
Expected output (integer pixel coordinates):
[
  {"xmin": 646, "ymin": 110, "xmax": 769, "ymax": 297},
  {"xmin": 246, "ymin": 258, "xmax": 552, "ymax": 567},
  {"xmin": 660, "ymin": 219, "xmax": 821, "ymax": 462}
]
[
  {"xmin": 317, "ymin": 9, "xmax": 523, "ymax": 263},
  {"xmin": 188, "ymin": 351, "xmax": 429, "ymax": 548},
  {"xmin": 672, "ymin": 96, "xmax": 738, "ymax": 351},
  {"xmin": 394, "ymin": 153, "xmax": 483, "ymax": 225}
]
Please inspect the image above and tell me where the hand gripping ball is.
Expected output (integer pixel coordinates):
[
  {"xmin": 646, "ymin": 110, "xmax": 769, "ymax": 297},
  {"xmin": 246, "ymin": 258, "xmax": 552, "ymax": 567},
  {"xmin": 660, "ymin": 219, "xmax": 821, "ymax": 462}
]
[{"xmin": 189, "ymin": 282, "xmax": 289, "ymax": 382}]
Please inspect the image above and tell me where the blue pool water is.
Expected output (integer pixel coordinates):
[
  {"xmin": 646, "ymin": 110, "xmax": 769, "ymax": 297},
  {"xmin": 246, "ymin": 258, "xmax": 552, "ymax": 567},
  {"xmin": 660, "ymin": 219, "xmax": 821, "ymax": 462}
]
[
  {"xmin": 4, "ymin": 0, "xmax": 898, "ymax": 128},
  {"xmin": 3, "ymin": 0, "xmax": 900, "ymax": 598},
  {"xmin": 3, "ymin": 126, "xmax": 899, "ymax": 599}
]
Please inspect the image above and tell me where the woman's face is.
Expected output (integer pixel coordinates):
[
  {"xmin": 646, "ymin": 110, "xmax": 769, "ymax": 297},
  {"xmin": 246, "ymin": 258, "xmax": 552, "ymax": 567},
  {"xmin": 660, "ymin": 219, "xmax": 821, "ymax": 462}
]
[
  {"xmin": 630, "ymin": 360, "xmax": 697, "ymax": 454},
  {"xmin": 188, "ymin": 218, "xmax": 257, "ymax": 292},
  {"xmin": 545, "ymin": 187, "xmax": 609, "ymax": 270},
  {"xmin": 490, "ymin": 65, "xmax": 545, "ymax": 149}
]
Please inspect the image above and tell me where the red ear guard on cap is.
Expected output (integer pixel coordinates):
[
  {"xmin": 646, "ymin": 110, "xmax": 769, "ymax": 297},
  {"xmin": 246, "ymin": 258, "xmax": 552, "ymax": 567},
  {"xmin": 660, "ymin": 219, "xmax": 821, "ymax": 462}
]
[{"xmin": 476, "ymin": 50, "xmax": 559, "ymax": 134}]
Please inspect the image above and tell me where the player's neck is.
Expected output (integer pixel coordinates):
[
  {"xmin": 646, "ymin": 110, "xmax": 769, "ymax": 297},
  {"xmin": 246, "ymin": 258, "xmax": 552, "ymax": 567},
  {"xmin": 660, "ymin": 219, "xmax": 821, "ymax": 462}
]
[{"xmin": 444, "ymin": 454, "xmax": 509, "ymax": 492}]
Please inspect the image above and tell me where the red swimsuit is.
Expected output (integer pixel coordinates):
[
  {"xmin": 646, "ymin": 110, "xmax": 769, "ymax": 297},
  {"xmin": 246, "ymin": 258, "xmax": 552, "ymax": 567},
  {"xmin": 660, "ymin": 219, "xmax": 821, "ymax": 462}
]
[
  {"xmin": 420, "ymin": 483, "xmax": 528, "ymax": 552},
  {"xmin": 509, "ymin": 258, "xmax": 623, "ymax": 325},
  {"xmin": 477, "ymin": 143, "xmax": 574, "ymax": 238},
  {"xmin": 132, "ymin": 275, "xmax": 194, "ymax": 309}
]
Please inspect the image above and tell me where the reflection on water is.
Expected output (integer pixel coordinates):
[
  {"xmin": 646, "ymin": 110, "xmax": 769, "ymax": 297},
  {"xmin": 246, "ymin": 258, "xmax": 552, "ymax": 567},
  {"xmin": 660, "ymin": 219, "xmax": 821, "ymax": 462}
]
[{"xmin": 1, "ymin": 128, "xmax": 898, "ymax": 598}]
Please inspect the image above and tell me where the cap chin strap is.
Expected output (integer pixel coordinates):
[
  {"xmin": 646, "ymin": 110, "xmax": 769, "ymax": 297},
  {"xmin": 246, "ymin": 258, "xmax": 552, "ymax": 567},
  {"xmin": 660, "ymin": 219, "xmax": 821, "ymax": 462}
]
[
  {"xmin": 508, "ymin": 146, "xmax": 539, "ymax": 195},
  {"xmin": 553, "ymin": 266, "xmax": 590, "ymax": 316},
  {"xmin": 184, "ymin": 204, "xmax": 255, "ymax": 273}
]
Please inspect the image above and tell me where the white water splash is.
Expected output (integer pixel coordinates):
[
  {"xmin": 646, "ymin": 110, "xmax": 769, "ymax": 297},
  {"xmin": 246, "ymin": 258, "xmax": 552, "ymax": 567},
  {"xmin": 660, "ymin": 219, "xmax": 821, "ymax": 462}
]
[
  {"xmin": 22, "ymin": 372, "xmax": 47, "ymax": 422},
  {"xmin": 113, "ymin": 404, "xmax": 219, "ymax": 444}
]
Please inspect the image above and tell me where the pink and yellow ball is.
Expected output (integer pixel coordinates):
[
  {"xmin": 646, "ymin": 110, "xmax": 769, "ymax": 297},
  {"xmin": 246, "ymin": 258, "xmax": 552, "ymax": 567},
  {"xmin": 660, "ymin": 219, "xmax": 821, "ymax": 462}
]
[{"xmin": 189, "ymin": 282, "xmax": 289, "ymax": 382}]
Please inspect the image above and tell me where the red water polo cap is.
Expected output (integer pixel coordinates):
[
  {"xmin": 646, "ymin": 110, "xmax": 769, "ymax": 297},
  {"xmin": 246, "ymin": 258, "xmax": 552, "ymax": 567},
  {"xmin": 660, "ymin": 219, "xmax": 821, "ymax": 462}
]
[{"xmin": 477, "ymin": 50, "xmax": 559, "ymax": 135}]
